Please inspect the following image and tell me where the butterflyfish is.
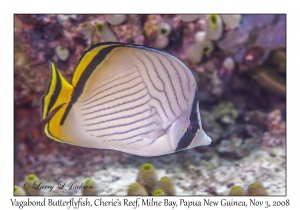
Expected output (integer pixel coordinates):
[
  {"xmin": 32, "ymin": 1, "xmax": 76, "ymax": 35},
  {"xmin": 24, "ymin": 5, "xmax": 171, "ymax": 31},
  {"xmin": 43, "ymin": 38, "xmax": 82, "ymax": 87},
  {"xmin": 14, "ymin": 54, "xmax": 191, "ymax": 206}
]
[{"xmin": 42, "ymin": 42, "xmax": 211, "ymax": 156}]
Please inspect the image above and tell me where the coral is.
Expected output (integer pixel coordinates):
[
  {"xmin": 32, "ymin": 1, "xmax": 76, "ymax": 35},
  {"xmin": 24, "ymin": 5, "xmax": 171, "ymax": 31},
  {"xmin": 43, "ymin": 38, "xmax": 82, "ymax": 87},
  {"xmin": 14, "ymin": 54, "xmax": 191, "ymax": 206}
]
[
  {"xmin": 155, "ymin": 34, "xmax": 169, "ymax": 49},
  {"xmin": 127, "ymin": 182, "xmax": 148, "ymax": 196},
  {"xmin": 24, "ymin": 174, "xmax": 40, "ymax": 195},
  {"xmin": 112, "ymin": 15, "xmax": 143, "ymax": 43},
  {"xmin": 214, "ymin": 109, "xmax": 263, "ymax": 159},
  {"xmin": 152, "ymin": 189, "xmax": 166, "ymax": 196},
  {"xmin": 206, "ymin": 15, "xmax": 223, "ymax": 41},
  {"xmin": 229, "ymin": 186, "xmax": 246, "ymax": 196},
  {"xmin": 179, "ymin": 15, "xmax": 201, "ymax": 22},
  {"xmin": 136, "ymin": 163, "xmax": 158, "ymax": 194},
  {"xmin": 247, "ymin": 182, "xmax": 268, "ymax": 196},
  {"xmin": 14, "ymin": 186, "xmax": 27, "ymax": 196},
  {"xmin": 251, "ymin": 66, "xmax": 286, "ymax": 95},
  {"xmin": 217, "ymin": 135, "xmax": 260, "ymax": 159},
  {"xmin": 202, "ymin": 40, "xmax": 214, "ymax": 55},
  {"xmin": 186, "ymin": 43, "xmax": 203, "ymax": 64},
  {"xmin": 158, "ymin": 22, "xmax": 172, "ymax": 36},
  {"xmin": 95, "ymin": 21, "xmax": 118, "ymax": 42},
  {"xmin": 134, "ymin": 34, "xmax": 145, "ymax": 45},
  {"xmin": 143, "ymin": 15, "xmax": 162, "ymax": 39},
  {"xmin": 55, "ymin": 46, "xmax": 70, "ymax": 61},
  {"xmin": 222, "ymin": 57, "xmax": 235, "ymax": 71},
  {"xmin": 96, "ymin": 21, "xmax": 105, "ymax": 33},
  {"xmin": 220, "ymin": 15, "xmax": 241, "ymax": 30},
  {"xmin": 127, "ymin": 163, "xmax": 176, "ymax": 196},
  {"xmin": 268, "ymin": 49, "xmax": 286, "ymax": 73},
  {"xmin": 117, "ymin": 26, "xmax": 137, "ymax": 43},
  {"xmin": 82, "ymin": 178, "xmax": 98, "ymax": 196},
  {"xmin": 210, "ymin": 71, "xmax": 223, "ymax": 97},
  {"xmin": 248, "ymin": 49, "xmax": 286, "ymax": 96},
  {"xmin": 186, "ymin": 29, "xmax": 213, "ymax": 64},
  {"xmin": 243, "ymin": 110, "xmax": 267, "ymax": 129},
  {"xmin": 56, "ymin": 15, "xmax": 70, "ymax": 24},
  {"xmin": 194, "ymin": 31, "xmax": 206, "ymax": 46},
  {"xmin": 200, "ymin": 110, "xmax": 224, "ymax": 144},
  {"xmin": 243, "ymin": 46, "xmax": 265, "ymax": 69},
  {"xmin": 228, "ymin": 182, "xmax": 268, "ymax": 196},
  {"xmin": 262, "ymin": 109, "xmax": 286, "ymax": 147},
  {"xmin": 203, "ymin": 60, "xmax": 217, "ymax": 74},
  {"xmin": 212, "ymin": 102, "xmax": 239, "ymax": 125},
  {"xmin": 14, "ymin": 51, "xmax": 30, "ymax": 70},
  {"xmin": 80, "ymin": 22, "xmax": 95, "ymax": 40},
  {"xmin": 156, "ymin": 176, "xmax": 176, "ymax": 196},
  {"xmin": 253, "ymin": 15, "xmax": 275, "ymax": 29},
  {"xmin": 255, "ymin": 15, "xmax": 285, "ymax": 48},
  {"xmin": 217, "ymin": 14, "xmax": 286, "ymax": 71},
  {"xmin": 154, "ymin": 22, "xmax": 172, "ymax": 49},
  {"xmin": 105, "ymin": 15, "xmax": 127, "ymax": 26},
  {"xmin": 266, "ymin": 109, "xmax": 281, "ymax": 126}
]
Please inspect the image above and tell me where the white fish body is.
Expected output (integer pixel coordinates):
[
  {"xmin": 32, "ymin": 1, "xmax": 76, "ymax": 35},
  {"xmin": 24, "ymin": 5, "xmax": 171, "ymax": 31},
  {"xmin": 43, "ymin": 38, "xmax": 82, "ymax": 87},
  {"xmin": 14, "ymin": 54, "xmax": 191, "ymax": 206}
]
[{"xmin": 42, "ymin": 42, "xmax": 211, "ymax": 156}]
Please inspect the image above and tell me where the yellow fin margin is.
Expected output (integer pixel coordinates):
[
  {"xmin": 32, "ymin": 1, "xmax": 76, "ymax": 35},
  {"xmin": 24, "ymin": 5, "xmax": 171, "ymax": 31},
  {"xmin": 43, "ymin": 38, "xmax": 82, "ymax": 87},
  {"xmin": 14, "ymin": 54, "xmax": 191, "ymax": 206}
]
[
  {"xmin": 45, "ymin": 104, "xmax": 74, "ymax": 143},
  {"xmin": 42, "ymin": 62, "xmax": 74, "ymax": 142},
  {"xmin": 42, "ymin": 62, "xmax": 74, "ymax": 120},
  {"xmin": 72, "ymin": 43, "xmax": 118, "ymax": 86}
]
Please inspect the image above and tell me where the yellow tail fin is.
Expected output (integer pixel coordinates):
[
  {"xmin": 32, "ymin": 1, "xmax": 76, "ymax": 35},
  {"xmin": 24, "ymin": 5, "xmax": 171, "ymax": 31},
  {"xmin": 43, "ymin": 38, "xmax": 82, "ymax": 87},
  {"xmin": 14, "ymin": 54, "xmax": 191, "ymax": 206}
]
[{"xmin": 42, "ymin": 62, "xmax": 74, "ymax": 120}]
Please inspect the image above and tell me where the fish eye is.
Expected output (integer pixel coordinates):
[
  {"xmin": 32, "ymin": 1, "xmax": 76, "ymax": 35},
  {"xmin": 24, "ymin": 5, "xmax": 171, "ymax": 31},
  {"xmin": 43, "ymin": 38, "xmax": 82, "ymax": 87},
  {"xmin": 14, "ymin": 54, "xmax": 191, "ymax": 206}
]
[{"xmin": 187, "ymin": 123, "xmax": 199, "ymax": 134}]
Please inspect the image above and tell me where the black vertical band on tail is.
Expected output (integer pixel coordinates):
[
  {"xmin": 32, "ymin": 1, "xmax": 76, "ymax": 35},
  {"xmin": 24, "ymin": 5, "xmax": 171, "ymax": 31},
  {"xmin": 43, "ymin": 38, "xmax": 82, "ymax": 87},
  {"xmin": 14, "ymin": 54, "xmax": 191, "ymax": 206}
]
[
  {"xmin": 175, "ymin": 131, "xmax": 196, "ymax": 151},
  {"xmin": 175, "ymin": 90, "xmax": 199, "ymax": 151},
  {"xmin": 60, "ymin": 45, "xmax": 120, "ymax": 125},
  {"xmin": 47, "ymin": 67, "xmax": 62, "ymax": 117}
]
